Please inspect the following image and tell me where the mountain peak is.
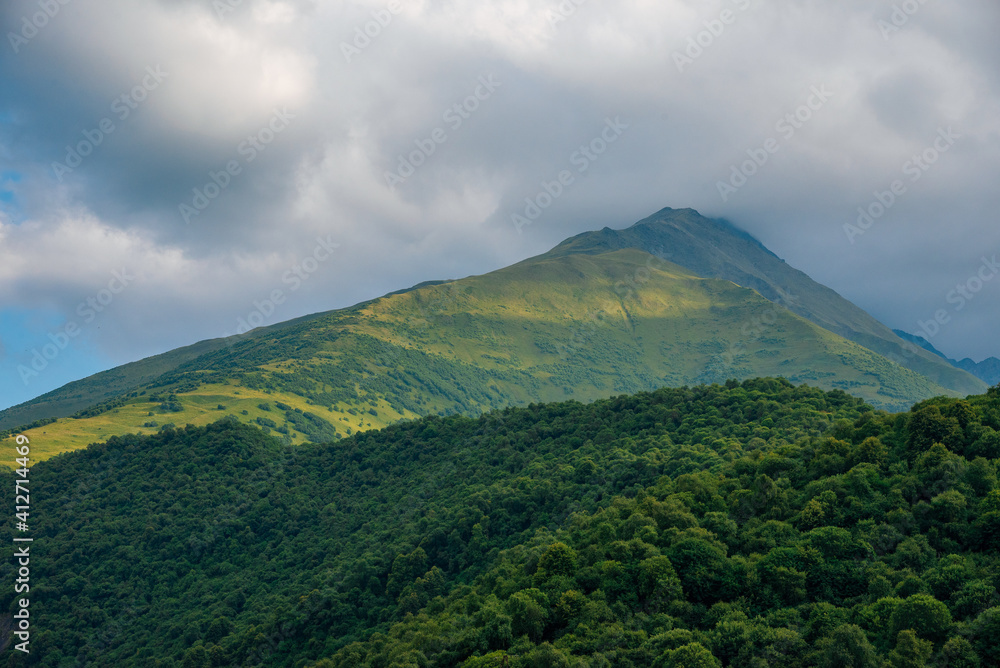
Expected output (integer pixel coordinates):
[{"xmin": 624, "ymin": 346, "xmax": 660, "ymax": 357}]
[
  {"xmin": 542, "ymin": 207, "xmax": 983, "ymax": 398},
  {"xmin": 631, "ymin": 207, "xmax": 778, "ymax": 256},
  {"xmin": 548, "ymin": 207, "xmax": 778, "ymax": 264}
]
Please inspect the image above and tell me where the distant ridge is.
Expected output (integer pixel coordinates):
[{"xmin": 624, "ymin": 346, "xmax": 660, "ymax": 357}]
[{"xmin": 894, "ymin": 329, "xmax": 1000, "ymax": 386}]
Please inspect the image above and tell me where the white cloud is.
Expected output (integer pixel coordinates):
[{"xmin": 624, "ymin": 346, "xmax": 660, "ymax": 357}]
[{"xmin": 1, "ymin": 0, "xmax": 999, "ymax": 410}]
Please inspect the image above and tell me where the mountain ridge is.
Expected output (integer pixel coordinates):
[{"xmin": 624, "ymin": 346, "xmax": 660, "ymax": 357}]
[
  {"xmin": 0, "ymin": 208, "xmax": 986, "ymax": 460},
  {"xmin": 544, "ymin": 207, "xmax": 984, "ymax": 396},
  {"xmin": 894, "ymin": 328, "xmax": 1000, "ymax": 386}
]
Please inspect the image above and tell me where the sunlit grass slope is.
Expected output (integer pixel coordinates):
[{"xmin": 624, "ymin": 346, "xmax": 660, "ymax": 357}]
[{"xmin": 3, "ymin": 249, "xmax": 959, "ymax": 464}]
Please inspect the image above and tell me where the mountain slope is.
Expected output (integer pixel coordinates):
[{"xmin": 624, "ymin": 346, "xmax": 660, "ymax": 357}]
[
  {"xmin": 0, "ymin": 338, "xmax": 229, "ymax": 431},
  {"xmin": 0, "ymin": 310, "xmax": 335, "ymax": 433},
  {"xmin": 1, "ymin": 247, "xmax": 967, "ymax": 462},
  {"xmin": 548, "ymin": 208, "xmax": 985, "ymax": 396}
]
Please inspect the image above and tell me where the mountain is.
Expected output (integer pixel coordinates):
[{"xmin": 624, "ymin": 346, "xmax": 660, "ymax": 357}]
[
  {"xmin": 549, "ymin": 208, "xmax": 984, "ymax": 397},
  {"xmin": 954, "ymin": 357, "xmax": 1000, "ymax": 386},
  {"xmin": 894, "ymin": 329, "xmax": 1000, "ymax": 386},
  {"xmin": 893, "ymin": 329, "xmax": 953, "ymax": 359},
  {"xmin": 0, "ymin": 209, "xmax": 986, "ymax": 461},
  {"xmin": 5, "ymin": 380, "xmax": 1000, "ymax": 665}
]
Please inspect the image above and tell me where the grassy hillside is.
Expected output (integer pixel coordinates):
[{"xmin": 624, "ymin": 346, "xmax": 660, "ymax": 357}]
[
  {"xmin": 0, "ymin": 338, "xmax": 230, "ymax": 431},
  {"xmin": 4, "ymin": 379, "xmax": 1000, "ymax": 666},
  {"xmin": 0, "ymin": 309, "xmax": 334, "ymax": 433},
  {"xmin": 549, "ymin": 208, "xmax": 986, "ymax": 397},
  {"xmin": 0, "ymin": 249, "xmax": 964, "ymax": 464}
]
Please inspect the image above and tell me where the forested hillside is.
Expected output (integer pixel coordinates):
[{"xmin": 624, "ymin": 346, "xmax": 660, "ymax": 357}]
[{"xmin": 3, "ymin": 379, "xmax": 1000, "ymax": 666}]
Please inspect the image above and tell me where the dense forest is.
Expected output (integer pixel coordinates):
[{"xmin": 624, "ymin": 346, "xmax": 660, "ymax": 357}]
[{"xmin": 4, "ymin": 378, "xmax": 1000, "ymax": 666}]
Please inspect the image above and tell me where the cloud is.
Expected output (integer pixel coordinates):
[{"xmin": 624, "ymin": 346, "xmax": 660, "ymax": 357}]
[{"xmin": 0, "ymin": 0, "xmax": 998, "ymax": 408}]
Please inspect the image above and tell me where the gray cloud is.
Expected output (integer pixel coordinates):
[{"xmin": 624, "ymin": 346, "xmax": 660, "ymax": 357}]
[{"xmin": 1, "ymin": 0, "xmax": 998, "ymax": 408}]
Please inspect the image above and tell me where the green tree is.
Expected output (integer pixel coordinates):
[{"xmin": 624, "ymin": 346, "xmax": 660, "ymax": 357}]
[
  {"xmin": 971, "ymin": 607, "xmax": 1000, "ymax": 663},
  {"xmin": 818, "ymin": 624, "xmax": 879, "ymax": 668},
  {"xmin": 554, "ymin": 589, "xmax": 590, "ymax": 629},
  {"xmin": 182, "ymin": 645, "xmax": 210, "ymax": 668},
  {"xmin": 507, "ymin": 589, "xmax": 548, "ymax": 641},
  {"xmin": 668, "ymin": 535, "xmax": 731, "ymax": 604},
  {"xmin": 950, "ymin": 580, "xmax": 996, "ymax": 619},
  {"xmin": 868, "ymin": 575, "xmax": 894, "ymax": 601},
  {"xmin": 889, "ymin": 594, "xmax": 952, "ymax": 643},
  {"xmin": 893, "ymin": 536, "xmax": 937, "ymax": 571},
  {"xmin": 387, "ymin": 547, "xmax": 429, "ymax": 598},
  {"xmin": 931, "ymin": 490, "xmax": 968, "ymax": 524},
  {"xmin": 537, "ymin": 542, "xmax": 578, "ymax": 578},
  {"xmin": 656, "ymin": 642, "xmax": 722, "ymax": 668},
  {"xmin": 966, "ymin": 457, "xmax": 996, "ymax": 495},
  {"xmin": 519, "ymin": 642, "xmax": 572, "ymax": 667},
  {"xmin": 854, "ymin": 436, "xmax": 888, "ymax": 467},
  {"xmin": 939, "ymin": 637, "xmax": 981, "ymax": 668},
  {"xmin": 972, "ymin": 511, "xmax": 1000, "ymax": 551},
  {"xmin": 639, "ymin": 555, "xmax": 683, "ymax": 609},
  {"xmin": 478, "ymin": 597, "xmax": 514, "ymax": 651},
  {"xmin": 757, "ymin": 551, "xmax": 807, "ymax": 607},
  {"xmin": 206, "ymin": 616, "xmax": 233, "ymax": 643},
  {"xmin": 969, "ymin": 429, "xmax": 1000, "ymax": 460},
  {"xmin": 888, "ymin": 630, "xmax": 933, "ymax": 668},
  {"xmin": 907, "ymin": 405, "xmax": 962, "ymax": 450}
]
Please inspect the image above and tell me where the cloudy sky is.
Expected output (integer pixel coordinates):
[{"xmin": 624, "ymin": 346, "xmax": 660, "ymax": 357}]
[{"xmin": 1, "ymin": 0, "xmax": 998, "ymax": 411}]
